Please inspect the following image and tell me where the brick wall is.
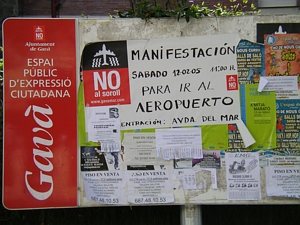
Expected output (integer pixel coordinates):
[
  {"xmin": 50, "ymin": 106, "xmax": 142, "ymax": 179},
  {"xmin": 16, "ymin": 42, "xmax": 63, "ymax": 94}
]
[{"xmin": 21, "ymin": 0, "xmax": 131, "ymax": 17}]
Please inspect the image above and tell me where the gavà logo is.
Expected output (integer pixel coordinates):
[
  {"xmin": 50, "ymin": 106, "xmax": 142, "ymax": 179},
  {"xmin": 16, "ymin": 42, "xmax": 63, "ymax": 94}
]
[
  {"xmin": 34, "ymin": 26, "xmax": 45, "ymax": 41},
  {"xmin": 92, "ymin": 44, "xmax": 120, "ymax": 67},
  {"xmin": 24, "ymin": 104, "xmax": 54, "ymax": 200}
]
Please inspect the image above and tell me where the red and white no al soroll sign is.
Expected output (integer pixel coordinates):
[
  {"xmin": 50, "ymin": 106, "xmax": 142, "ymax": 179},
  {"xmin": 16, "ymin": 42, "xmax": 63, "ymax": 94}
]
[{"xmin": 3, "ymin": 19, "xmax": 78, "ymax": 209}]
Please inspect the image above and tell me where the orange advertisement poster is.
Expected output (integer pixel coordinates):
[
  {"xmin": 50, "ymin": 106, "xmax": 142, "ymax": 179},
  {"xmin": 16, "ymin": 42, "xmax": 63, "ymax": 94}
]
[{"xmin": 264, "ymin": 33, "xmax": 300, "ymax": 86}]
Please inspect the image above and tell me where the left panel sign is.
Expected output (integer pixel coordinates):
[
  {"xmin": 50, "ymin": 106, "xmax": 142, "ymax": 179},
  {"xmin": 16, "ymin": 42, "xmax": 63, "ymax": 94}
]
[{"xmin": 3, "ymin": 19, "xmax": 78, "ymax": 209}]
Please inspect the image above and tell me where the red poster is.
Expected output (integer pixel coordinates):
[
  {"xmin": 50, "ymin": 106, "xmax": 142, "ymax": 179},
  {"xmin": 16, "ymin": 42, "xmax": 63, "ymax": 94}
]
[
  {"xmin": 3, "ymin": 19, "xmax": 77, "ymax": 209},
  {"xmin": 81, "ymin": 41, "xmax": 131, "ymax": 107}
]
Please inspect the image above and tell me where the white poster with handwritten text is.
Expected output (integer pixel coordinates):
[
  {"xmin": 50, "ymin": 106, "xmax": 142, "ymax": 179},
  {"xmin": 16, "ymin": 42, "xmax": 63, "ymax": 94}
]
[{"xmin": 120, "ymin": 34, "xmax": 241, "ymax": 130}]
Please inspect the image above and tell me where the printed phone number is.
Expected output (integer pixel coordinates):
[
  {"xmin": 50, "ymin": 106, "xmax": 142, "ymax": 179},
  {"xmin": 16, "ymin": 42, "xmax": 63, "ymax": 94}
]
[
  {"xmin": 134, "ymin": 197, "xmax": 166, "ymax": 204},
  {"xmin": 91, "ymin": 196, "xmax": 119, "ymax": 204}
]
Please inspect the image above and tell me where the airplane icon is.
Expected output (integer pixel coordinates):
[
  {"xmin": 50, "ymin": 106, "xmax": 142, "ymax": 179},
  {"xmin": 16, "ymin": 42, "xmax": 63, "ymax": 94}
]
[
  {"xmin": 275, "ymin": 25, "xmax": 287, "ymax": 34},
  {"xmin": 94, "ymin": 44, "xmax": 116, "ymax": 65}
]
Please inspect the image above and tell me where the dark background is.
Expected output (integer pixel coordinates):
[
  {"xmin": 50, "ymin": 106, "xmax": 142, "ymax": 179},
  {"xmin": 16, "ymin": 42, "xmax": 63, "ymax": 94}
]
[{"xmin": 0, "ymin": 204, "xmax": 300, "ymax": 225}]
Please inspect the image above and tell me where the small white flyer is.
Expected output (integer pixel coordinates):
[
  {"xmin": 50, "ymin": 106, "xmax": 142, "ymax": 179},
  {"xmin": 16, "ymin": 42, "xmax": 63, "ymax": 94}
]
[
  {"xmin": 268, "ymin": 156, "xmax": 300, "ymax": 166},
  {"xmin": 81, "ymin": 171, "xmax": 127, "ymax": 204},
  {"xmin": 85, "ymin": 106, "xmax": 121, "ymax": 151},
  {"xmin": 126, "ymin": 170, "xmax": 174, "ymax": 204},
  {"xmin": 182, "ymin": 170, "xmax": 196, "ymax": 190},
  {"xmin": 260, "ymin": 76, "xmax": 298, "ymax": 91},
  {"xmin": 265, "ymin": 165, "xmax": 300, "ymax": 198},
  {"xmin": 181, "ymin": 168, "xmax": 217, "ymax": 190},
  {"xmin": 225, "ymin": 152, "xmax": 261, "ymax": 200},
  {"xmin": 122, "ymin": 133, "xmax": 173, "ymax": 170},
  {"xmin": 156, "ymin": 128, "xmax": 203, "ymax": 160}
]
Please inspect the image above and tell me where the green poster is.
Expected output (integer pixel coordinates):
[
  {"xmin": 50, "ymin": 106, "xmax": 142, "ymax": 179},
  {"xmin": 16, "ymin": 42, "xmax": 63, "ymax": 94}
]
[
  {"xmin": 240, "ymin": 84, "xmax": 277, "ymax": 150},
  {"xmin": 201, "ymin": 125, "xmax": 228, "ymax": 150},
  {"xmin": 78, "ymin": 82, "xmax": 98, "ymax": 147},
  {"xmin": 79, "ymin": 80, "xmax": 228, "ymax": 150}
]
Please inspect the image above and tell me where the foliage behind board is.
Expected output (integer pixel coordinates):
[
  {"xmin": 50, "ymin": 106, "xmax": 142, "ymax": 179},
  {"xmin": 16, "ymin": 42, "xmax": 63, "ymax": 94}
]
[{"xmin": 113, "ymin": 0, "xmax": 260, "ymax": 22}]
